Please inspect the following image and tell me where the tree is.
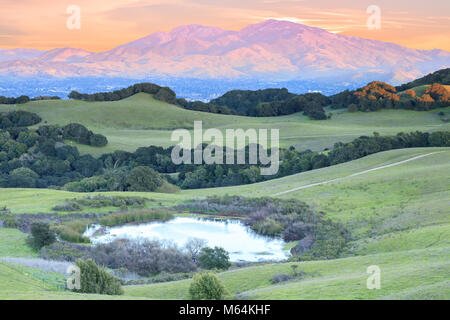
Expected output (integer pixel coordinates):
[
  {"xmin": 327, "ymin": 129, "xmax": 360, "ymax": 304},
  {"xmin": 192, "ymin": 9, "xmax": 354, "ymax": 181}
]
[
  {"xmin": 185, "ymin": 238, "xmax": 207, "ymax": 263},
  {"xmin": 73, "ymin": 259, "xmax": 123, "ymax": 295},
  {"xmin": 89, "ymin": 133, "xmax": 108, "ymax": 147},
  {"xmin": 27, "ymin": 222, "xmax": 56, "ymax": 250},
  {"xmin": 8, "ymin": 167, "xmax": 39, "ymax": 188},
  {"xmin": 347, "ymin": 104, "xmax": 358, "ymax": 112},
  {"xmin": 198, "ymin": 247, "xmax": 231, "ymax": 270},
  {"xmin": 126, "ymin": 166, "xmax": 164, "ymax": 191},
  {"xmin": 189, "ymin": 273, "xmax": 227, "ymax": 300}
]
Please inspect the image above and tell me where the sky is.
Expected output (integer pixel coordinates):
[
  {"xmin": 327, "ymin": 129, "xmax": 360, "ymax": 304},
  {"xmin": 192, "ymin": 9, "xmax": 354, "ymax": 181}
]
[{"xmin": 0, "ymin": 0, "xmax": 449, "ymax": 52}]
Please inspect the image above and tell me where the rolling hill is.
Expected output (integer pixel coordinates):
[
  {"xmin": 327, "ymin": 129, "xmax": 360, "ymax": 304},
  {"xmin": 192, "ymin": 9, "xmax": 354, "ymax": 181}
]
[
  {"xmin": 1, "ymin": 20, "xmax": 449, "ymax": 99},
  {"xmin": 1, "ymin": 93, "xmax": 448, "ymax": 156},
  {"xmin": 0, "ymin": 147, "xmax": 448, "ymax": 299}
]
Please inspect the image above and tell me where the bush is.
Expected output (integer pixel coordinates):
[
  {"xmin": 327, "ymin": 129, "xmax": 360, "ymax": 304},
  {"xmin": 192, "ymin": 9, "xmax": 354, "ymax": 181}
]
[
  {"xmin": 40, "ymin": 242, "xmax": 91, "ymax": 262},
  {"xmin": 126, "ymin": 166, "xmax": 164, "ymax": 192},
  {"xmin": 271, "ymin": 273, "xmax": 296, "ymax": 284},
  {"xmin": 27, "ymin": 222, "xmax": 56, "ymax": 250},
  {"xmin": 0, "ymin": 215, "xmax": 18, "ymax": 228},
  {"xmin": 54, "ymin": 221, "xmax": 91, "ymax": 244},
  {"xmin": 73, "ymin": 259, "xmax": 123, "ymax": 295},
  {"xmin": 189, "ymin": 273, "xmax": 227, "ymax": 300},
  {"xmin": 8, "ymin": 167, "xmax": 39, "ymax": 188},
  {"xmin": 198, "ymin": 247, "xmax": 231, "ymax": 270},
  {"xmin": 89, "ymin": 134, "xmax": 108, "ymax": 147},
  {"xmin": 92, "ymin": 239, "xmax": 197, "ymax": 277}
]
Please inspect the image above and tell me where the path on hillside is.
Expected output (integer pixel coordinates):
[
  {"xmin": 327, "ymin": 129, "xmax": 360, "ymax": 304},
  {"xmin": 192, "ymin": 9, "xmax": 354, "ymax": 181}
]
[{"xmin": 272, "ymin": 151, "xmax": 442, "ymax": 196}]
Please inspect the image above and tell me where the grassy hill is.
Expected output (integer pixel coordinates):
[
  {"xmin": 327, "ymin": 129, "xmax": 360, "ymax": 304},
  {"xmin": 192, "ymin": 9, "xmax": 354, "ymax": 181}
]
[
  {"xmin": 0, "ymin": 147, "xmax": 448, "ymax": 299},
  {"xmin": 1, "ymin": 93, "xmax": 448, "ymax": 156},
  {"xmin": 399, "ymin": 84, "xmax": 450, "ymax": 96}
]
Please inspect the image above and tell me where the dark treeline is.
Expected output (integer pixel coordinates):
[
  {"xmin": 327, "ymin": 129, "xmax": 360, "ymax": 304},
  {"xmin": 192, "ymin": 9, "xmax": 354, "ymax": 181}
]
[
  {"xmin": 0, "ymin": 95, "xmax": 31, "ymax": 104},
  {"xmin": 67, "ymin": 77, "xmax": 448, "ymax": 121},
  {"xmin": 68, "ymin": 84, "xmax": 330, "ymax": 120},
  {"xmin": 167, "ymin": 130, "xmax": 450, "ymax": 189},
  {"xmin": 0, "ymin": 111, "xmax": 41, "ymax": 129},
  {"xmin": 210, "ymin": 89, "xmax": 330, "ymax": 119},
  {"xmin": 0, "ymin": 95, "xmax": 61, "ymax": 104},
  {"xmin": 68, "ymin": 82, "xmax": 177, "ymax": 104},
  {"xmin": 210, "ymin": 88, "xmax": 296, "ymax": 114},
  {"xmin": 0, "ymin": 111, "xmax": 448, "ymax": 191},
  {"xmin": 38, "ymin": 123, "xmax": 108, "ymax": 147},
  {"xmin": 0, "ymin": 112, "xmax": 107, "ymax": 188}
]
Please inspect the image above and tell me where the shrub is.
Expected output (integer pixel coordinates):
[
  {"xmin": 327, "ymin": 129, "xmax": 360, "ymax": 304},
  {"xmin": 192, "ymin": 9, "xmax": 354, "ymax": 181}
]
[
  {"xmin": 89, "ymin": 134, "xmax": 108, "ymax": 147},
  {"xmin": 198, "ymin": 247, "xmax": 231, "ymax": 270},
  {"xmin": 126, "ymin": 166, "xmax": 164, "ymax": 192},
  {"xmin": 52, "ymin": 202, "xmax": 82, "ymax": 212},
  {"xmin": 189, "ymin": 273, "xmax": 227, "ymax": 300},
  {"xmin": 0, "ymin": 210, "xmax": 18, "ymax": 228},
  {"xmin": 271, "ymin": 273, "xmax": 295, "ymax": 284},
  {"xmin": 92, "ymin": 239, "xmax": 197, "ymax": 277},
  {"xmin": 73, "ymin": 259, "xmax": 123, "ymax": 295},
  {"xmin": 40, "ymin": 242, "xmax": 91, "ymax": 262},
  {"xmin": 185, "ymin": 238, "xmax": 207, "ymax": 263},
  {"xmin": 27, "ymin": 222, "xmax": 56, "ymax": 250},
  {"xmin": 8, "ymin": 167, "xmax": 39, "ymax": 188},
  {"xmin": 54, "ymin": 220, "xmax": 90, "ymax": 243}
]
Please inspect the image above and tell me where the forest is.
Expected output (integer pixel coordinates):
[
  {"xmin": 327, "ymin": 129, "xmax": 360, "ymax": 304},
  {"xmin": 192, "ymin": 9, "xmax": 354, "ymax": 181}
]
[{"xmin": 0, "ymin": 108, "xmax": 448, "ymax": 191}]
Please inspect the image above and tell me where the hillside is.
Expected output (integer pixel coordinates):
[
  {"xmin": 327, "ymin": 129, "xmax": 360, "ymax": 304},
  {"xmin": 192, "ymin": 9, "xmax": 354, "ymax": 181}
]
[
  {"xmin": 0, "ymin": 147, "xmax": 448, "ymax": 299},
  {"xmin": 1, "ymin": 20, "xmax": 449, "ymax": 88},
  {"xmin": 1, "ymin": 93, "xmax": 448, "ymax": 156},
  {"xmin": 396, "ymin": 68, "xmax": 450, "ymax": 92}
]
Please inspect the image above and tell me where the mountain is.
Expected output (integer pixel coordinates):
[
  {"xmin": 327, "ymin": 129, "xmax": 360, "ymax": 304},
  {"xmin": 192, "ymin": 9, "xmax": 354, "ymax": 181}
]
[
  {"xmin": 0, "ymin": 49, "xmax": 42, "ymax": 62},
  {"xmin": 0, "ymin": 20, "xmax": 449, "ymax": 98}
]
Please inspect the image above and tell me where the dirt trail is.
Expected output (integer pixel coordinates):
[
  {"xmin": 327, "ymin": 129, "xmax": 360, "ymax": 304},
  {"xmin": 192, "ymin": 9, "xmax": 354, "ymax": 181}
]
[{"xmin": 273, "ymin": 152, "xmax": 443, "ymax": 196}]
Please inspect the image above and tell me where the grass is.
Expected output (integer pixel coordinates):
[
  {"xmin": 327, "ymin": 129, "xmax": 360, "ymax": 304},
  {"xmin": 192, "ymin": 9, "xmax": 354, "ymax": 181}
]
[
  {"xmin": 1, "ymin": 93, "xmax": 448, "ymax": 156},
  {"xmin": 0, "ymin": 147, "xmax": 448, "ymax": 214},
  {"xmin": 123, "ymin": 246, "xmax": 449, "ymax": 300},
  {"xmin": 400, "ymin": 84, "xmax": 450, "ymax": 96},
  {"xmin": 0, "ymin": 261, "xmax": 133, "ymax": 300},
  {"xmin": 0, "ymin": 147, "xmax": 448, "ymax": 299},
  {"xmin": 0, "ymin": 228, "xmax": 37, "ymax": 258}
]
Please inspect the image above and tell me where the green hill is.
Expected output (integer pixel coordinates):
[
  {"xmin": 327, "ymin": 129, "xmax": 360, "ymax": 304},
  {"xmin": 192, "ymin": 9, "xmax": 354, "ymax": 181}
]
[
  {"xmin": 0, "ymin": 147, "xmax": 448, "ymax": 299},
  {"xmin": 396, "ymin": 68, "xmax": 450, "ymax": 91},
  {"xmin": 1, "ymin": 93, "xmax": 448, "ymax": 156}
]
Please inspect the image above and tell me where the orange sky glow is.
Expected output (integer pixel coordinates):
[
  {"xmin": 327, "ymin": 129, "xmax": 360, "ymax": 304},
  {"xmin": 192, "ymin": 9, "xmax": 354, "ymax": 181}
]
[{"xmin": 0, "ymin": 0, "xmax": 449, "ymax": 52}]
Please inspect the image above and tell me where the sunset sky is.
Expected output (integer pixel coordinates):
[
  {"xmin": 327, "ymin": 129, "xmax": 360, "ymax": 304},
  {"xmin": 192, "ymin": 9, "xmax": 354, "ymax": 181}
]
[{"xmin": 1, "ymin": 0, "xmax": 449, "ymax": 52}]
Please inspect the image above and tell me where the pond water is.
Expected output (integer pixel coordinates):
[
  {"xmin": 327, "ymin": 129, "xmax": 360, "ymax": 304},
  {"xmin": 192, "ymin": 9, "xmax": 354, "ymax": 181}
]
[{"xmin": 84, "ymin": 217, "xmax": 289, "ymax": 262}]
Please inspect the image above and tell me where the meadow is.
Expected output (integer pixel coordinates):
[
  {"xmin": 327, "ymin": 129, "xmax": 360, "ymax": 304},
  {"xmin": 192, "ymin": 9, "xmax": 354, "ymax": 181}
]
[
  {"xmin": 1, "ymin": 93, "xmax": 448, "ymax": 156},
  {"xmin": 0, "ymin": 88, "xmax": 449, "ymax": 300},
  {"xmin": 0, "ymin": 147, "xmax": 448, "ymax": 299}
]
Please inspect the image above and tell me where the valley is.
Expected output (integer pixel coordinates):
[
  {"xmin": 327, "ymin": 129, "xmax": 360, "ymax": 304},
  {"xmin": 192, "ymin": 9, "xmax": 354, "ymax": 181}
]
[{"xmin": 0, "ymin": 69, "xmax": 449, "ymax": 301}]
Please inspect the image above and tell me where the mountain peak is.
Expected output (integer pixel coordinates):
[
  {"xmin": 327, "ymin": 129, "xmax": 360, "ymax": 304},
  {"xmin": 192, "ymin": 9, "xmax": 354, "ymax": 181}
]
[
  {"xmin": 38, "ymin": 47, "xmax": 92, "ymax": 62},
  {"xmin": 0, "ymin": 20, "xmax": 448, "ymax": 85}
]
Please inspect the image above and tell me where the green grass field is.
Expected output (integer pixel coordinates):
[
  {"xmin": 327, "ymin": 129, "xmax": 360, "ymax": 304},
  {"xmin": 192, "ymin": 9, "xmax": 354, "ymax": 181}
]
[
  {"xmin": 0, "ymin": 147, "xmax": 448, "ymax": 299},
  {"xmin": 1, "ymin": 93, "xmax": 448, "ymax": 156},
  {"xmin": 0, "ymin": 91, "xmax": 449, "ymax": 300}
]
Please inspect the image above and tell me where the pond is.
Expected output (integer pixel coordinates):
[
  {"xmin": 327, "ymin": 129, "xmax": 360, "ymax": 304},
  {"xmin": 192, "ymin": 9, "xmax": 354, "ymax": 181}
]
[{"xmin": 84, "ymin": 217, "xmax": 289, "ymax": 262}]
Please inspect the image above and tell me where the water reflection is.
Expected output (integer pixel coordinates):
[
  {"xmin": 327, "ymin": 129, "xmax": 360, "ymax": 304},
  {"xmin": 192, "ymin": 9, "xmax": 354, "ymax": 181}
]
[{"xmin": 85, "ymin": 217, "xmax": 289, "ymax": 262}]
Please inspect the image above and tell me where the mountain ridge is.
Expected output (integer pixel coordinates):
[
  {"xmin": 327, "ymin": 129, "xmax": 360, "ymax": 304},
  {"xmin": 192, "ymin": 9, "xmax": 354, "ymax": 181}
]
[{"xmin": 0, "ymin": 20, "xmax": 449, "ymax": 95}]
